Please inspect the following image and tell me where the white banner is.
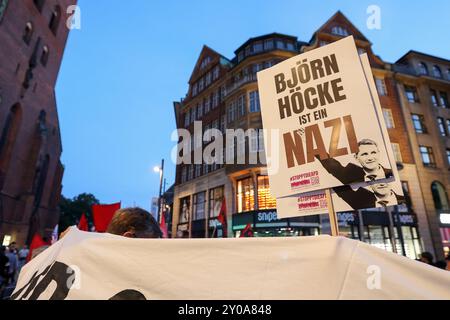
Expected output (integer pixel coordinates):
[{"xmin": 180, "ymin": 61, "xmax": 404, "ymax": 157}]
[
  {"xmin": 257, "ymin": 37, "xmax": 392, "ymax": 198},
  {"xmin": 12, "ymin": 227, "xmax": 450, "ymax": 300}
]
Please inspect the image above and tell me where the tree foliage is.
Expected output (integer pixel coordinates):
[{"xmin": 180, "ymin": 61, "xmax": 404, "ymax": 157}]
[{"xmin": 59, "ymin": 193, "xmax": 100, "ymax": 232}]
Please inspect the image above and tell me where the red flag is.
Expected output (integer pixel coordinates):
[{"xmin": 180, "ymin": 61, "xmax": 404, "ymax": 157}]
[
  {"xmin": 160, "ymin": 210, "xmax": 168, "ymax": 238},
  {"xmin": 26, "ymin": 234, "xmax": 47, "ymax": 262},
  {"xmin": 240, "ymin": 223, "xmax": 254, "ymax": 238},
  {"xmin": 92, "ymin": 202, "xmax": 121, "ymax": 233},
  {"xmin": 78, "ymin": 213, "xmax": 88, "ymax": 231},
  {"xmin": 217, "ymin": 198, "xmax": 227, "ymax": 238}
]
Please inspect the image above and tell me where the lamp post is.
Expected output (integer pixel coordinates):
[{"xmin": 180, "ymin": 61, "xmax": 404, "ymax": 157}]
[{"xmin": 154, "ymin": 159, "xmax": 164, "ymax": 223}]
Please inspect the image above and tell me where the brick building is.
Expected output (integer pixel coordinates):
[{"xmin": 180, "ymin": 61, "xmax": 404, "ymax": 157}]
[
  {"xmin": 172, "ymin": 11, "xmax": 448, "ymax": 260},
  {"xmin": 0, "ymin": 0, "xmax": 76, "ymax": 246}
]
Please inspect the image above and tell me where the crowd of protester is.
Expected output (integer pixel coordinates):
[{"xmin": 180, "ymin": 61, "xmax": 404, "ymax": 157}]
[{"xmin": 0, "ymin": 242, "xmax": 29, "ymax": 298}]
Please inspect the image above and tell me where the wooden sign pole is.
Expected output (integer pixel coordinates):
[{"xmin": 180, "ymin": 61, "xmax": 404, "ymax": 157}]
[{"xmin": 325, "ymin": 189, "xmax": 339, "ymax": 237}]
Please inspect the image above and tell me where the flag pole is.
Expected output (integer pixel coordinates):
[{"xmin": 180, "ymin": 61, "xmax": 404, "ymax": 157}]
[{"xmin": 325, "ymin": 188, "xmax": 339, "ymax": 237}]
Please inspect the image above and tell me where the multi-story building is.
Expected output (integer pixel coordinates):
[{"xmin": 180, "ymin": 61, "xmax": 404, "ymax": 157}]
[
  {"xmin": 393, "ymin": 51, "xmax": 450, "ymax": 260},
  {"xmin": 0, "ymin": 0, "xmax": 76, "ymax": 246},
  {"xmin": 172, "ymin": 11, "xmax": 449, "ymax": 260}
]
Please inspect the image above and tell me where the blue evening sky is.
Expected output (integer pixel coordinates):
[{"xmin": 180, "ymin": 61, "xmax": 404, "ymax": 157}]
[{"xmin": 56, "ymin": 0, "xmax": 450, "ymax": 210}]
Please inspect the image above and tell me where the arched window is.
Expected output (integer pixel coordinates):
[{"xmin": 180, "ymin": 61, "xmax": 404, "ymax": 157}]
[
  {"xmin": 49, "ymin": 5, "xmax": 61, "ymax": 35},
  {"xmin": 0, "ymin": 104, "xmax": 23, "ymax": 188},
  {"xmin": 431, "ymin": 181, "xmax": 449, "ymax": 211},
  {"xmin": 418, "ymin": 62, "xmax": 428, "ymax": 75},
  {"xmin": 41, "ymin": 45, "xmax": 49, "ymax": 66},
  {"xmin": 23, "ymin": 22, "xmax": 33, "ymax": 45},
  {"xmin": 432, "ymin": 65, "xmax": 442, "ymax": 78}
]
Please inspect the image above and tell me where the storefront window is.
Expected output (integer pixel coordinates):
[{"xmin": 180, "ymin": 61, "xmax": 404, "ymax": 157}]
[
  {"xmin": 237, "ymin": 177, "xmax": 254, "ymax": 213},
  {"xmin": 401, "ymin": 226, "xmax": 422, "ymax": 260},
  {"xmin": 193, "ymin": 192, "xmax": 206, "ymax": 221},
  {"xmin": 179, "ymin": 197, "xmax": 190, "ymax": 223},
  {"xmin": 364, "ymin": 225, "xmax": 393, "ymax": 252},
  {"xmin": 257, "ymin": 176, "xmax": 276, "ymax": 210},
  {"xmin": 209, "ymin": 186, "xmax": 224, "ymax": 218}
]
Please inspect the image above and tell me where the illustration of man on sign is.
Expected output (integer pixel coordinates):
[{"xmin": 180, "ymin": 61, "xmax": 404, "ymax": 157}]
[
  {"xmin": 317, "ymin": 139, "xmax": 393, "ymax": 184},
  {"xmin": 333, "ymin": 182, "xmax": 405, "ymax": 210}
]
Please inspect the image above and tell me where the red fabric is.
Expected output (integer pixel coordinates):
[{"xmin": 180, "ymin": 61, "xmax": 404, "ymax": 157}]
[
  {"xmin": 78, "ymin": 213, "xmax": 88, "ymax": 231},
  {"xmin": 26, "ymin": 234, "xmax": 47, "ymax": 262},
  {"xmin": 217, "ymin": 198, "xmax": 227, "ymax": 238},
  {"xmin": 240, "ymin": 223, "xmax": 254, "ymax": 238},
  {"xmin": 92, "ymin": 203, "xmax": 121, "ymax": 233},
  {"xmin": 160, "ymin": 211, "xmax": 168, "ymax": 238}
]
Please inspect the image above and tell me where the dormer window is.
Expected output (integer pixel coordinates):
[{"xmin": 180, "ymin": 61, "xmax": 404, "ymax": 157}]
[
  {"xmin": 331, "ymin": 26, "xmax": 349, "ymax": 36},
  {"xmin": 253, "ymin": 41, "xmax": 263, "ymax": 53},
  {"xmin": 418, "ymin": 62, "xmax": 428, "ymax": 75},
  {"xmin": 200, "ymin": 57, "xmax": 211, "ymax": 70},
  {"xmin": 447, "ymin": 69, "xmax": 450, "ymax": 81},
  {"xmin": 264, "ymin": 39, "xmax": 274, "ymax": 50},
  {"xmin": 432, "ymin": 65, "xmax": 443, "ymax": 78},
  {"xmin": 237, "ymin": 51, "xmax": 244, "ymax": 62}
]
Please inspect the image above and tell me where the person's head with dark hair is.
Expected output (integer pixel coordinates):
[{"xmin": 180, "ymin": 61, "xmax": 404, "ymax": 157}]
[
  {"xmin": 106, "ymin": 207, "xmax": 162, "ymax": 239},
  {"xmin": 419, "ymin": 251, "xmax": 434, "ymax": 265}
]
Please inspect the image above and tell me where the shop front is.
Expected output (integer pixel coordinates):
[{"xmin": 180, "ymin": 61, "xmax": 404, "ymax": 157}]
[{"xmin": 232, "ymin": 209, "xmax": 320, "ymax": 237}]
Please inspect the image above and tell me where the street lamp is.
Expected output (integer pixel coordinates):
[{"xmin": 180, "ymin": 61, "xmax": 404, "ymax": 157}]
[{"xmin": 154, "ymin": 159, "xmax": 164, "ymax": 223}]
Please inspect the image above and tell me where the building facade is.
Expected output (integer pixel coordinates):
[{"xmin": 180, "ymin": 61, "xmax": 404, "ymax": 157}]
[
  {"xmin": 172, "ymin": 11, "xmax": 449, "ymax": 260},
  {"xmin": 393, "ymin": 52, "xmax": 450, "ymax": 260},
  {"xmin": 0, "ymin": 0, "xmax": 76, "ymax": 246}
]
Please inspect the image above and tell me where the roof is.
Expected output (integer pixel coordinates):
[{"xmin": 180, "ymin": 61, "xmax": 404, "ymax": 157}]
[
  {"xmin": 234, "ymin": 32, "xmax": 298, "ymax": 54},
  {"xmin": 396, "ymin": 50, "xmax": 450, "ymax": 65}
]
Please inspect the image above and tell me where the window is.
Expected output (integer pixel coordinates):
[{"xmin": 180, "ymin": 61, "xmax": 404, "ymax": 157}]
[
  {"xmin": 440, "ymin": 92, "xmax": 449, "ymax": 108},
  {"xmin": 419, "ymin": 146, "xmax": 436, "ymax": 167},
  {"xmin": 33, "ymin": 0, "xmax": 45, "ymax": 12},
  {"xmin": 447, "ymin": 149, "xmax": 450, "ymax": 165},
  {"xmin": 209, "ymin": 186, "xmax": 224, "ymax": 218},
  {"xmin": 237, "ymin": 95, "xmax": 246, "ymax": 117},
  {"xmin": 249, "ymin": 91, "xmax": 260, "ymax": 113},
  {"xmin": 319, "ymin": 41, "xmax": 328, "ymax": 47},
  {"xmin": 431, "ymin": 181, "xmax": 449, "ymax": 210},
  {"xmin": 200, "ymin": 57, "xmax": 211, "ymax": 70},
  {"xmin": 286, "ymin": 42, "xmax": 295, "ymax": 51},
  {"xmin": 391, "ymin": 143, "xmax": 403, "ymax": 163},
  {"xmin": 430, "ymin": 89, "xmax": 439, "ymax": 107},
  {"xmin": 205, "ymin": 72, "xmax": 212, "ymax": 86},
  {"xmin": 23, "ymin": 22, "xmax": 33, "ymax": 45},
  {"xmin": 375, "ymin": 78, "xmax": 387, "ymax": 96},
  {"xmin": 220, "ymin": 85, "xmax": 226, "ymax": 101},
  {"xmin": 49, "ymin": 5, "xmax": 61, "ymax": 36},
  {"xmin": 276, "ymin": 40, "xmax": 285, "ymax": 50},
  {"xmin": 405, "ymin": 86, "xmax": 419, "ymax": 103},
  {"xmin": 227, "ymin": 102, "xmax": 236, "ymax": 123},
  {"xmin": 253, "ymin": 41, "xmax": 263, "ymax": 53},
  {"xmin": 411, "ymin": 114, "xmax": 427, "ymax": 134},
  {"xmin": 184, "ymin": 110, "xmax": 190, "ymax": 127},
  {"xmin": 437, "ymin": 117, "xmax": 447, "ymax": 136},
  {"xmin": 181, "ymin": 166, "xmax": 187, "ymax": 183},
  {"xmin": 213, "ymin": 90, "xmax": 220, "ymax": 108},
  {"xmin": 198, "ymin": 78, "xmax": 204, "ymax": 91},
  {"xmin": 357, "ymin": 48, "xmax": 366, "ymax": 55},
  {"xmin": 237, "ymin": 51, "xmax": 244, "ymax": 63},
  {"xmin": 432, "ymin": 65, "xmax": 442, "ymax": 78},
  {"xmin": 447, "ymin": 69, "xmax": 450, "ymax": 81},
  {"xmin": 41, "ymin": 45, "xmax": 49, "ymax": 66},
  {"xmin": 264, "ymin": 39, "xmax": 273, "ymax": 50},
  {"xmin": 382, "ymin": 108, "xmax": 395, "ymax": 129},
  {"xmin": 194, "ymin": 164, "xmax": 201, "ymax": 178},
  {"xmin": 190, "ymin": 107, "xmax": 196, "ymax": 123},
  {"xmin": 237, "ymin": 177, "xmax": 254, "ymax": 213},
  {"xmin": 179, "ymin": 197, "xmax": 191, "ymax": 223},
  {"xmin": 212, "ymin": 65, "xmax": 219, "ymax": 80},
  {"xmin": 418, "ymin": 62, "xmax": 428, "ymax": 75},
  {"xmin": 188, "ymin": 164, "xmax": 194, "ymax": 180},
  {"xmin": 447, "ymin": 119, "xmax": 450, "ymax": 135},
  {"xmin": 257, "ymin": 176, "xmax": 276, "ymax": 210},
  {"xmin": 331, "ymin": 26, "xmax": 349, "ymax": 36},
  {"xmin": 192, "ymin": 83, "xmax": 198, "ymax": 97}
]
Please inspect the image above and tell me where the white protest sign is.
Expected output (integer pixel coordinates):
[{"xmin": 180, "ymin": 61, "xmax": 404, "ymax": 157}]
[
  {"xmin": 257, "ymin": 37, "xmax": 392, "ymax": 198},
  {"xmin": 275, "ymin": 54, "xmax": 404, "ymax": 217}
]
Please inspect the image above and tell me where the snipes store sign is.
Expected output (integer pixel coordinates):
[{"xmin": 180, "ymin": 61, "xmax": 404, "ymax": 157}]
[{"xmin": 256, "ymin": 211, "xmax": 278, "ymax": 223}]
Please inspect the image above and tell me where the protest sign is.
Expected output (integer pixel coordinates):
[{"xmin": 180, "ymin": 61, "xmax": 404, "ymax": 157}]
[
  {"xmin": 275, "ymin": 54, "xmax": 404, "ymax": 218},
  {"xmin": 257, "ymin": 37, "xmax": 392, "ymax": 198}
]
